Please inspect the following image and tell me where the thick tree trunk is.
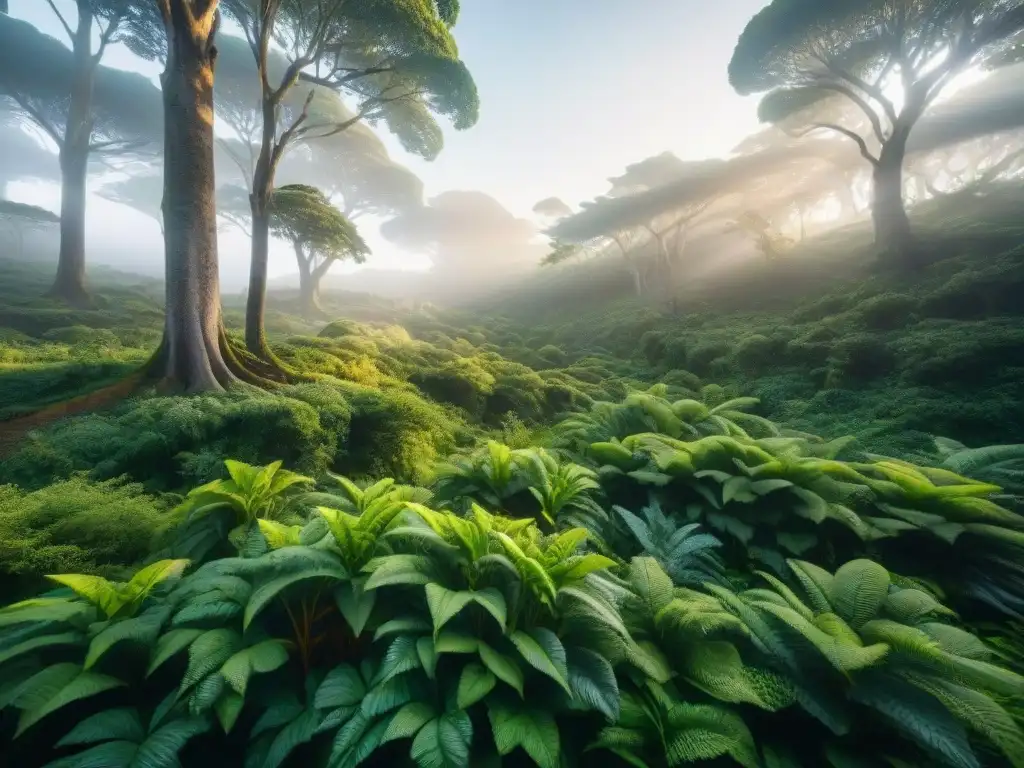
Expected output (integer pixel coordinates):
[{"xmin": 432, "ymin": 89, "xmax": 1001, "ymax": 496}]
[
  {"xmin": 150, "ymin": 1, "xmax": 238, "ymax": 393},
  {"xmin": 47, "ymin": 3, "xmax": 94, "ymax": 308},
  {"xmin": 870, "ymin": 135, "xmax": 915, "ymax": 268}
]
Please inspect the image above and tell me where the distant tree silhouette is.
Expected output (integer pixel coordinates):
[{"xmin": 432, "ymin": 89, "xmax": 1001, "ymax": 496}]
[
  {"xmin": 268, "ymin": 184, "xmax": 370, "ymax": 317},
  {"xmin": 729, "ymin": 0, "xmax": 1024, "ymax": 268},
  {"xmin": 0, "ymin": 9, "xmax": 161, "ymax": 306},
  {"xmin": 216, "ymin": 1, "xmax": 479, "ymax": 363}
]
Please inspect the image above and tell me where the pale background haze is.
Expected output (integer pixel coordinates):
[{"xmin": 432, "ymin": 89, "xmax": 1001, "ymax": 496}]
[{"xmin": 4, "ymin": 0, "xmax": 767, "ymax": 288}]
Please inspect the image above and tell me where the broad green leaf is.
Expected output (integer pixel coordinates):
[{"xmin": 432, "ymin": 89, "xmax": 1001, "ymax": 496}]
[
  {"xmin": 0, "ymin": 631, "xmax": 82, "ymax": 668},
  {"xmin": 315, "ymin": 665, "xmax": 366, "ymax": 709},
  {"xmin": 361, "ymin": 676, "xmax": 414, "ymax": 718},
  {"xmin": 457, "ymin": 662, "xmax": 496, "ymax": 709},
  {"xmin": 410, "ymin": 712, "xmax": 473, "ymax": 768},
  {"xmin": 123, "ymin": 560, "xmax": 190, "ymax": 608},
  {"xmin": 335, "ymin": 580, "xmax": 376, "ymax": 637},
  {"xmin": 417, "ymin": 636, "xmax": 438, "ymax": 680},
  {"xmin": 435, "ymin": 632, "xmax": 479, "ymax": 655},
  {"xmin": 180, "ymin": 629, "xmax": 242, "ymax": 693},
  {"xmin": 220, "ymin": 640, "xmax": 290, "ymax": 696},
  {"xmin": 85, "ymin": 610, "xmax": 165, "ymax": 670},
  {"xmin": 134, "ymin": 717, "xmax": 211, "ymax": 768},
  {"xmin": 383, "ymin": 701, "xmax": 436, "ymax": 743},
  {"xmin": 488, "ymin": 703, "xmax": 560, "ymax": 768},
  {"xmin": 215, "ymin": 691, "xmax": 245, "ymax": 733},
  {"xmin": 147, "ymin": 629, "xmax": 204, "ymax": 677},
  {"xmin": 16, "ymin": 665, "xmax": 125, "ymax": 737},
  {"xmin": 425, "ymin": 584, "xmax": 476, "ymax": 638},
  {"xmin": 43, "ymin": 741, "xmax": 138, "ymax": 767},
  {"xmin": 56, "ymin": 708, "xmax": 145, "ymax": 746},
  {"xmin": 376, "ymin": 636, "xmax": 422, "ymax": 685},
  {"xmin": 0, "ymin": 597, "xmax": 92, "ymax": 627},
  {"xmin": 510, "ymin": 629, "xmax": 570, "ymax": 694},
  {"xmin": 45, "ymin": 575, "xmax": 121, "ymax": 618},
  {"xmin": 629, "ymin": 557, "xmax": 674, "ymax": 615},
  {"xmin": 829, "ymin": 559, "xmax": 890, "ymax": 629},
  {"xmin": 478, "ymin": 641, "xmax": 524, "ymax": 697},
  {"xmin": 374, "ymin": 618, "xmax": 432, "ymax": 642},
  {"xmin": 244, "ymin": 559, "xmax": 347, "ymax": 629},
  {"xmin": 566, "ymin": 647, "xmax": 619, "ymax": 721}
]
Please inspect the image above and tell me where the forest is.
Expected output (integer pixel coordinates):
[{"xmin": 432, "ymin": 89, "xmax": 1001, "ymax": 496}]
[{"xmin": 1, "ymin": 1, "xmax": 1024, "ymax": 767}]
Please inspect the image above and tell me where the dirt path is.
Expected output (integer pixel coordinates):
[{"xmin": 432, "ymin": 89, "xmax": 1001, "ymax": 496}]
[{"xmin": 0, "ymin": 372, "xmax": 143, "ymax": 458}]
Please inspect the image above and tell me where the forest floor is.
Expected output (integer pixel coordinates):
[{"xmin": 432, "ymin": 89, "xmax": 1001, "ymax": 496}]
[{"xmin": 0, "ymin": 180, "xmax": 1022, "ymax": 584}]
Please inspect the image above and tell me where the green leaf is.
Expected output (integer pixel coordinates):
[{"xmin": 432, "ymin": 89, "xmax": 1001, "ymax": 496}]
[
  {"xmin": 0, "ymin": 597, "xmax": 92, "ymax": 627},
  {"xmin": 425, "ymin": 584, "xmax": 504, "ymax": 638},
  {"xmin": 363, "ymin": 555, "xmax": 437, "ymax": 591},
  {"xmin": 85, "ymin": 611, "xmax": 165, "ymax": 670},
  {"xmin": 478, "ymin": 641, "xmax": 524, "ymax": 697},
  {"xmin": 188, "ymin": 673, "xmax": 225, "ymax": 715},
  {"xmin": 259, "ymin": 709, "xmax": 319, "ymax": 768},
  {"xmin": 215, "ymin": 690, "xmax": 245, "ymax": 733},
  {"xmin": 180, "ymin": 629, "xmax": 242, "ymax": 693},
  {"xmin": 16, "ymin": 665, "xmax": 125, "ymax": 737},
  {"xmin": 315, "ymin": 665, "xmax": 367, "ymax": 709},
  {"xmin": 45, "ymin": 574, "xmax": 122, "ymax": 618},
  {"xmin": 0, "ymin": 632, "xmax": 83, "ymax": 668},
  {"xmin": 374, "ymin": 618, "xmax": 432, "ymax": 642},
  {"xmin": 383, "ymin": 701, "xmax": 436, "ymax": 743},
  {"xmin": 220, "ymin": 640, "xmax": 290, "ymax": 696},
  {"xmin": 829, "ymin": 559, "xmax": 890, "ymax": 629},
  {"xmin": 147, "ymin": 629, "xmax": 204, "ymax": 677},
  {"xmin": 43, "ymin": 741, "xmax": 138, "ymax": 768},
  {"xmin": 883, "ymin": 589, "xmax": 951, "ymax": 623},
  {"xmin": 361, "ymin": 676, "xmax": 414, "ymax": 718},
  {"xmin": 122, "ymin": 560, "xmax": 190, "ymax": 609},
  {"xmin": 850, "ymin": 671, "xmax": 980, "ymax": 768},
  {"xmin": 56, "ymin": 708, "xmax": 145, "ymax": 747},
  {"xmin": 457, "ymin": 662, "xmax": 496, "ymax": 709},
  {"xmin": 488, "ymin": 702, "xmax": 560, "ymax": 768},
  {"xmin": 410, "ymin": 712, "xmax": 473, "ymax": 768},
  {"xmin": 417, "ymin": 636, "xmax": 438, "ymax": 680},
  {"xmin": 629, "ymin": 557, "xmax": 674, "ymax": 615},
  {"xmin": 566, "ymin": 647, "xmax": 619, "ymax": 721},
  {"xmin": 134, "ymin": 717, "xmax": 211, "ymax": 768},
  {"xmin": 510, "ymin": 629, "xmax": 570, "ymax": 694},
  {"xmin": 244, "ymin": 559, "xmax": 347, "ymax": 629},
  {"xmin": 335, "ymin": 580, "xmax": 376, "ymax": 637},
  {"xmin": 376, "ymin": 635, "xmax": 422, "ymax": 685},
  {"xmin": 435, "ymin": 632, "xmax": 479, "ymax": 655}
]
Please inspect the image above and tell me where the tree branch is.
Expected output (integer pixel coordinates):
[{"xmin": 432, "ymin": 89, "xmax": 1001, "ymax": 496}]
[
  {"xmin": 4, "ymin": 91, "xmax": 64, "ymax": 148},
  {"xmin": 813, "ymin": 78, "xmax": 888, "ymax": 143},
  {"xmin": 800, "ymin": 123, "xmax": 879, "ymax": 166},
  {"xmin": 815, "ymin": 55, "xmax": 898, "ymax": 125},
  {"xmin": 44, "ymin": 0, "xmax": 76, "ymax": 42}
]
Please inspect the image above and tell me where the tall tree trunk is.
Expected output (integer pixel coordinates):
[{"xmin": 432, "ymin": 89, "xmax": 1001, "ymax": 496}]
[
  {"xmin": 47, "ymin": 2, "xmax": 94, "ymax": 308},
  {"xmin": 870, "ymin": 131, "xmax": 915, "ymax": 268},
  {"xmin": 244, "ymin": 90, "xmax": 278, "ymax": 359},
  {"xmin": 149, "ymin": 0, "xmax": 237, "ymax": 393},
  {"xmin": 245, "ymin": 203, "xmax": 271, "ymax": 354},
  {"xmin": 0, "ymin": 1, "xmax": 8, "ymax": 14},
  {"xmin": 293, "ymin": 241, "xmax": 322, "ymax": 318}
]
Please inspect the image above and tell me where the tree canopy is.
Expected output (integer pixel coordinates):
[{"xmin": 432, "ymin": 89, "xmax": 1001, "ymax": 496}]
[
  {"xmin": 0, "ymin": 11, "xmax": 162, "ymax": 155},
  {"xmin": 381, "ymin": 191, "xmax": 542, "ymax": 278}
]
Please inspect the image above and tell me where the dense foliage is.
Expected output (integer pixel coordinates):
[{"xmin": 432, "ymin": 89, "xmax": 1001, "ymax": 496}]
[{"xmin": 3, "ymin": 393, "xmax": 1024, "ymax": 767}]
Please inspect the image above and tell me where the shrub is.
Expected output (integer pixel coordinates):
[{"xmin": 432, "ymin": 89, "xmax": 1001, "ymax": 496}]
[
  {"xmin": 0, "ymin": 474, "xmax": 166, "ymax": 594},
  {"xmin": 854, "ymin": 293, "xmax": 918, "ymax": 330}
]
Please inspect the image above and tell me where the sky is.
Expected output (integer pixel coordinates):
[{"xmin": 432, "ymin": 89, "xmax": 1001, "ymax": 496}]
[{"xmin": 5, "ymin": 0, "xmax": 768, "ymax": 287}]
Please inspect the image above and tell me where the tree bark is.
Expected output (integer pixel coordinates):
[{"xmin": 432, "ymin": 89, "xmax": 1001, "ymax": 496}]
[
  {"xmin": 245, "ymin": 204, "xmax": 271, "ymax": 354},
  {"xmin": 47, "ymin": 2, "xmax": 94, "ymax": 308},
  {"xmin": 244, "ymin": 86, "xmax": 281, "ymax": 359},
  {"xmin": 149, "ymin": 0, "xmax": 238, "ymax": 393},
  {"xmin": 870, "ymin": 131, "xmax": 915, "ymax": 268},
  {"xmin": 293, "ymin": 240, "xmax": 323, "ymax": 318}
]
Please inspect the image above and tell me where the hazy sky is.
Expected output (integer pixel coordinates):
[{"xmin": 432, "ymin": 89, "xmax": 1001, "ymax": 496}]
[{"xmin": 6, "ymin": 0, "xmax": 768, "ymax": 285}]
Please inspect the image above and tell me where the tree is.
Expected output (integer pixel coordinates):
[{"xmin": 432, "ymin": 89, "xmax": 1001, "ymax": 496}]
[
  {"xmin": 268, "ymin": 183, "xmax": 370, "ymax": 317},
  {"xmin": 729, "ymin": 0, "xmax": 1024, "ymax": 267},
  {"xmin": 0, "ymin": 105, "xmax": 60, "ymax": 198},
  {"xmin": 0, "ymin": 7, "xmax": 161, "ymax": 306},
  {"xmin": 532, "ymin": 196, "xmax": 573, "ymax": 221},
  {"xmin": 96, "ymin": 169, "xmax": 165, "ymax": 234},
  {"xmin": 0, "ymin": 200, "xmax": 59, "ymax": 258},
  {"xmin": 381, "ymin": 191, "xmax": 545, "ymax": 300},
  {"xmin": 219, "ymin": 0, "xmax": 479, "ymax": 362}
]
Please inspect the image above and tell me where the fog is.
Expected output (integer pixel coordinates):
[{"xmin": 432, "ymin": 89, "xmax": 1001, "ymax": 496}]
[{"xmin": 2, "ymin": 0, "xmax": 1023, "ymax": 305}]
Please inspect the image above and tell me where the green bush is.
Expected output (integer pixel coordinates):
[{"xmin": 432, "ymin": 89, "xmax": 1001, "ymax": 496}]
[{"xmin": 0, "ymin": 474, "xmax": 166, "ymax": 593}]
